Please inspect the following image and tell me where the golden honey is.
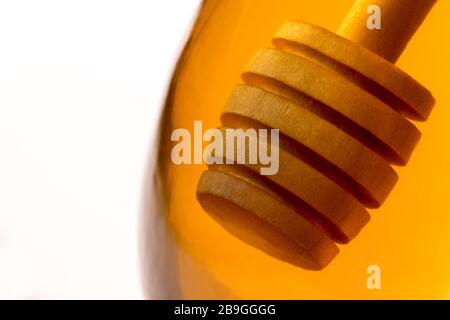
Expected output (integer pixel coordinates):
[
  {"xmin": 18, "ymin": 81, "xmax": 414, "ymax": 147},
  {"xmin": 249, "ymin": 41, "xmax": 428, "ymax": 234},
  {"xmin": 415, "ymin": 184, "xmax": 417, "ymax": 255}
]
[{"xmin": 142, "ymin": 0, "xmax": 450, "ymax": 299}]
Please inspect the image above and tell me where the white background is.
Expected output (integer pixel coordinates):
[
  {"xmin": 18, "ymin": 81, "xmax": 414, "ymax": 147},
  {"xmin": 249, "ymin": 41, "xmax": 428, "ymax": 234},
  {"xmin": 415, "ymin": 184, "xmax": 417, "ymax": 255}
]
[{"xmin": 0, "ymin": 0, "xmax": 200, "ymax": 299}]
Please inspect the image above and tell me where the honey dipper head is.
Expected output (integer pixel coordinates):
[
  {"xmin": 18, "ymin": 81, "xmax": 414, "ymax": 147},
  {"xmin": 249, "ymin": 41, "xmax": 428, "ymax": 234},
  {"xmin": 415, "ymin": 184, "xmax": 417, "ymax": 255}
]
[{"xmin": 196, "ymin": 0, "xmax": 436, "ymax": 269}]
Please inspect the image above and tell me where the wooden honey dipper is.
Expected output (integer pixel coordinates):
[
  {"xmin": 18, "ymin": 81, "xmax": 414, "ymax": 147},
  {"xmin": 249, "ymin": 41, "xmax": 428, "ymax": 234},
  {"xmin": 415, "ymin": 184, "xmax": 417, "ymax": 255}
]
[{"xmin": 196, "ymin": 0, "xmax": 437, "ymax": 270}]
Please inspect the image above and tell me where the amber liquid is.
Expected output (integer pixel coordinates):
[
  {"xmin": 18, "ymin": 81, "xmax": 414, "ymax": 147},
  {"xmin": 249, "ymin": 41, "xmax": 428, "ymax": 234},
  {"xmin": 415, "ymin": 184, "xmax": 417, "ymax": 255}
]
[{"xmin": 145, "ymin": 0, "xmax": 450, "ymax": 299}]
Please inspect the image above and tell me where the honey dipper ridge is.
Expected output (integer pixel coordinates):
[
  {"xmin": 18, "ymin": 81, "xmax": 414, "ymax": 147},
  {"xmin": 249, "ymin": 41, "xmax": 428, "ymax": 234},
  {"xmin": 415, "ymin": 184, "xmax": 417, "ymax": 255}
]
[{"xmin": 196, "ymin": 0, "xmax": 437, "ymax": 270}]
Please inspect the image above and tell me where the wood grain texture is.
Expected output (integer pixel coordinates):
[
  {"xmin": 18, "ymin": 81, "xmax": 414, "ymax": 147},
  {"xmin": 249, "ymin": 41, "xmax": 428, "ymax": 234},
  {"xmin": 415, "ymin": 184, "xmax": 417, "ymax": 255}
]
[
  {"xmin": 207, "ymin": 125, "xmax": 370, "ymax": 243},
  {"xmin": 242, "ymin": 49, "xmax": 420, "ymax": 165},
  {"xmin": 197, "ymin": 168, "xmax": 339, "ymax": 270},
  {"xmin": 222, "ymin": 85, "xmax": 398, "ymax": 208},
  {"xmin": 338, "ymin": 0, "xmax": 437, "ymax": 63},
  {"xmin": 273, "ymin": 21, "xmax": 435, "ymax": 121}
]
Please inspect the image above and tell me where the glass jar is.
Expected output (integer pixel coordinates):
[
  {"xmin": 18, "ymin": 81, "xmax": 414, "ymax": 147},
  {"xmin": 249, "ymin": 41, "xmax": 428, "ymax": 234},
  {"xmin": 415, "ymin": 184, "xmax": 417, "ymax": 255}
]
[{"xmin": 141, "ymin": 0, "xmax": 450, "ymax": 299}]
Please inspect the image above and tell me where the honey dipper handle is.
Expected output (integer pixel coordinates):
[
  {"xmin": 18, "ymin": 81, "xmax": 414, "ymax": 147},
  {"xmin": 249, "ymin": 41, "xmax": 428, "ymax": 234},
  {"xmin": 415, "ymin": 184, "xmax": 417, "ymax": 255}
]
[{"xmin": 337, "ymin": 0, "xmax": 436, "ymax": 63}]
